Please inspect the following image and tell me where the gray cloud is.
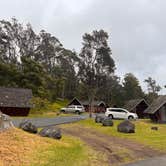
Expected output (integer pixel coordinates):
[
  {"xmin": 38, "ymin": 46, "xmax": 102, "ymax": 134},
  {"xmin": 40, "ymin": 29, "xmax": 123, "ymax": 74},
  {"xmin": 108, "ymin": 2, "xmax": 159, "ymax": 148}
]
[{"xmin": 0, "ymin": 0, "xmax": 165, "ymax": 93}]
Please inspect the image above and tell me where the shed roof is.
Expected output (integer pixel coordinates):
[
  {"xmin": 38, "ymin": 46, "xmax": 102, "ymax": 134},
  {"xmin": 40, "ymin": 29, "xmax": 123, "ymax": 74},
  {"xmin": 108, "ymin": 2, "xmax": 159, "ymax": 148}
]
[
  {"xmin": 81, "ymin": 100, "xmax": 106, "ymax": 106},
  {"xmin": 68, "ymin": 98, "xmax": 82, "ymax": 106},
  {"xmin": 144, "ymin": 95, "xmax": 166, "ymax": 114},
  {"xmin": 0, "ymin": 87, "xmax": 33, "ymax": 108},
  {"xmin": 68, "ymin": 98, "xmax": 106, "ymax": 106},
  {"xmin": 124, "ymin": 99, "xmax": 148, "ymax": 112}
]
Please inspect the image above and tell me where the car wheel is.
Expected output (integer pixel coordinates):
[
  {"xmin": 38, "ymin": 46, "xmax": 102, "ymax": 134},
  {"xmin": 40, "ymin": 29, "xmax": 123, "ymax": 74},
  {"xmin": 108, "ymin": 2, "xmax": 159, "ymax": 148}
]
[
  {"xmin": 75, "ymin": 110, "xmax": 80, "ymax": 115},
  {"xmin": 128, "ymin": 116, "xmax": 134, "ymax": 120},
  {"xmin": 108, "ymin": 114, "xmax": 113, "ymax": 119},
  {"xmin": 61, "ymin": 110, "xmax": 65, "ymax": 113}
]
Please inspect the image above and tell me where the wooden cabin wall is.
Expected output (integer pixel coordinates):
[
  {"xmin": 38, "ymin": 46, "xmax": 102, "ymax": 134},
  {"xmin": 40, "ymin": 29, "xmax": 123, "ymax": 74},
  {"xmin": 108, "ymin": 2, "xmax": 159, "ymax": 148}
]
[
  {"xmin": 150, "ymin": 106, "xmax": 166, "ymax": 123},
  {"xmin": 0, "ymin": 107, "xmax": 30, "ymax": 116},
  {"xmin": 84, "ymin": 105, "xmax": 106, "ymax": 113},
  {"xmin": 159, "ymin": 105, "xmax": 166, "ymax": 123},
  {"xmin": 136, "ymin": 101, "xmax": 149, "ymax": 118}
]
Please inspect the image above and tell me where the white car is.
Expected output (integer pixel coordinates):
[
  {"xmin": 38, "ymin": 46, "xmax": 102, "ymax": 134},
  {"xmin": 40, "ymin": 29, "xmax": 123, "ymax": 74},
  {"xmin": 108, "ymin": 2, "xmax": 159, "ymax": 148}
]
[
  {"xmin": 60, "ymin": 105, "xmax": 85, "ymax": 114},
  {"xmin": 105, "ymin": 108, "xmax": 138, "ymax": 120}
]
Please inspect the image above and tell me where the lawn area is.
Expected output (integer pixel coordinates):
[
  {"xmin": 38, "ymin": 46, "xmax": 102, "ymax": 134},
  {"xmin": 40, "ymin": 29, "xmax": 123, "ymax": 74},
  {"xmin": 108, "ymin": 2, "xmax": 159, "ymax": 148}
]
[
  {"xmin": 0, "ymin": 128, "xmax": 106, "ymax": 166},
  {"xmin": 77, "ymin": 119, "xmax": 166, "ymax": 151}
]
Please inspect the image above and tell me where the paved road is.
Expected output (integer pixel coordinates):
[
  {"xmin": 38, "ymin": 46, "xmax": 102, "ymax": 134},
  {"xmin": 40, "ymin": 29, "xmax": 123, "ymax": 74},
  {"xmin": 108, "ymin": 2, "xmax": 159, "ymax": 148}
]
[
  {"xmin": 124, "ymin": 155, "xmax": 166, "ymax": 166},
  {"xmin": 12, "ymin": 115, "xmax": 87, "ymax": 127}
]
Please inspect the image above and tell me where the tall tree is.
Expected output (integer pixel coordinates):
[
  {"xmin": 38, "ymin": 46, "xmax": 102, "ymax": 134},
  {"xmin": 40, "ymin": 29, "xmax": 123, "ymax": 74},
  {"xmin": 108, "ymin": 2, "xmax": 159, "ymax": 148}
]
[
  {"xmin": 144, "ymin": 77, "xmax": 161, "ymax": 103},
  {"xmin": 144, "ymin": 77, "xmax": 161, "ymax": 94},
  {"xmin": 35, "ymin": 30, "xmax": 63, "ymax": 72},
  {"xmin": 19, "ymin": 57, "xmax": 50, "ymax": 98},
  {"xmin": 78, "ymin": 30, "xmax": 115, "ymax": 116},
  {"xmin": 123, "ymin": 73, "xmax": 144, "ymax": 101}
]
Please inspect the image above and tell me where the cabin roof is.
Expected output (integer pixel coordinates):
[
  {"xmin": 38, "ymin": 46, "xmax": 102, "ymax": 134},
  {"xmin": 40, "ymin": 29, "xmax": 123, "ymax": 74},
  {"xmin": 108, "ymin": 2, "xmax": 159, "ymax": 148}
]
[
  {"xmin": 0, "ymin": 87, "xmax": 33, "ymax": 108},
  {"xmin": 144, "ymin": 95, "xmax": 166, "ymax": 114},
  {"xmin": 124, "ymin": 99, "xmax": 148, "ymax": 111},
  {"xmin": 81, "ymin": 100, "xmax": 106, "ymax": 106},
  {"xmin": 68, "ymin": 98, "xmax": 106, "ymax": 106}
]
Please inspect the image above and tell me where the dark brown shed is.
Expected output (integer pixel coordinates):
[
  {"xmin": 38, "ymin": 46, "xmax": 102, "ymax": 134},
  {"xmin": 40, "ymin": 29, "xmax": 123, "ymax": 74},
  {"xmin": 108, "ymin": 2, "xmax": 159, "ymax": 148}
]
[
  {"xmin": 68, "ymin": 98, "xmax": 82, "ymax": 106},
  {"xmin": 0, "ymin": 87, "xmax": 33, "ymax": 116},
  {"xmin": 144, "ymin": 95, "xmax": 166, "ymax": 123},
  {"xmin": 68, "ymin": 98, "xmax": 106, "ymax": 113},
  {"xmin": 81, "ymin": 100, "xmax": 106, "ymax": 113},
  {"xmin": 124, "ymin": 99, "xmax": 149, "ymax": 118}
]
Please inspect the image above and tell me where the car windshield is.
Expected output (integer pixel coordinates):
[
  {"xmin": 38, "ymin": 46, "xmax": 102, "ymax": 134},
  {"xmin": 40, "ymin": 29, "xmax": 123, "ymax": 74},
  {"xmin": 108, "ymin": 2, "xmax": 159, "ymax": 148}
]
[
  {"xmin": 110, "ymin": 109, "xmax": 127, "ymax": 113},
  {"xmin": 68, "ymin": 105, "xmax": 75, "ymax": 108},
  {"xmin": 77, "ymin": 106, "xmax": 83, "ymax": 108}
]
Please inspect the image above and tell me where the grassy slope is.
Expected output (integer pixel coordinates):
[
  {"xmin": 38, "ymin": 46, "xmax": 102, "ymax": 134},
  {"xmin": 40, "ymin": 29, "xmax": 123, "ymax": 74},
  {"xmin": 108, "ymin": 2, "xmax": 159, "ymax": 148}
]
[
  {"xmin": 0, "ymin": 128, "xmax": 107, "ymax": 166},
  {"xmin": 77, "ymin": 119, "xmax": 166, "ymax": 151},
  {"xmin": 28, "ymin": 99, "xmax": 69, "ymax": 118}
]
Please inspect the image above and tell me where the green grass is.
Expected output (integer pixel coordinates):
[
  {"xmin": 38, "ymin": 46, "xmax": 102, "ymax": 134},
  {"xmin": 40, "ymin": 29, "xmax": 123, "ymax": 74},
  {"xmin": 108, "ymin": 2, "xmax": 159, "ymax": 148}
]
[
  {"xmin": 31, "ymin": 135, "xmax": 107, "ymax": 166},
  {"xmin": 78, "ymin": 119, "xmax": 166, "ymax": 151}
]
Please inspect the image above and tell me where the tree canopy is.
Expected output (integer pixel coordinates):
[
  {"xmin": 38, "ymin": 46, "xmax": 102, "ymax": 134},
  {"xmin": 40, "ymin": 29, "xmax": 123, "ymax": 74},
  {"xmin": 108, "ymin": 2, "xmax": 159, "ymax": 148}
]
[{"xmin": 0, "ymin": 18, "xmax": 162, "ymax": 107}]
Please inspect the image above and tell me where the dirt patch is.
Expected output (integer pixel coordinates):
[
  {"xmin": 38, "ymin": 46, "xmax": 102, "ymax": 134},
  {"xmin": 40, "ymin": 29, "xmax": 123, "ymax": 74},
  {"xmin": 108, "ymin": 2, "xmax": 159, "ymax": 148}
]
[{"xmin": 61, "ymin": 125, "xmax": 164, "ymax": 166}]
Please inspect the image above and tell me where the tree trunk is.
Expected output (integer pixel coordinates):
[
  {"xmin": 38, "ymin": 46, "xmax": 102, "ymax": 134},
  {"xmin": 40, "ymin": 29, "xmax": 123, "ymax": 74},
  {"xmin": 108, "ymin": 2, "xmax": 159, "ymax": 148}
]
[{"xmin": 88, "ymin": 90, "xmax": 95, "ymax": 118}]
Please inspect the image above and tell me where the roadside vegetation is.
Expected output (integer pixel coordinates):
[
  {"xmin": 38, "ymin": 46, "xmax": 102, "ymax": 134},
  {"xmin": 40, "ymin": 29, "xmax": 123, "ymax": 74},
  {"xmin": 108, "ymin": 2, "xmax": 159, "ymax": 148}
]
[
  {"xmin": 76, "ymin": 119, "xmax": 166, "ymax": 151},
  {"xmin": 0, "ymin": 128, "xmax": 107, "ymax": 166},
  {"xmin": 28, "ymin": 98, "xmax": 69, "ymax": 118}
]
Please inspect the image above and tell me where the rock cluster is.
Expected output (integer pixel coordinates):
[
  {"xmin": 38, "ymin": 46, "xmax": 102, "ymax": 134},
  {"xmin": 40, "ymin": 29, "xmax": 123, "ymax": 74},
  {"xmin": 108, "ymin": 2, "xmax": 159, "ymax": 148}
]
[
  {"xmin": 39, "ymin": 127, "xmax": 62, "ymax": 139},
  {"xmin": 19, "ymin": 119, "xmax": 62, "ymax": 139}
]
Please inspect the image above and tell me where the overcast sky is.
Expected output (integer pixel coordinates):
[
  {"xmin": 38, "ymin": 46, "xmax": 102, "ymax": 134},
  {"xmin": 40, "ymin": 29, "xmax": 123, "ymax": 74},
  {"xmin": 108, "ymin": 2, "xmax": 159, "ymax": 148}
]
[{"xmin": 0, "ymin": 0, "xmax": 166, "ymax": 93}]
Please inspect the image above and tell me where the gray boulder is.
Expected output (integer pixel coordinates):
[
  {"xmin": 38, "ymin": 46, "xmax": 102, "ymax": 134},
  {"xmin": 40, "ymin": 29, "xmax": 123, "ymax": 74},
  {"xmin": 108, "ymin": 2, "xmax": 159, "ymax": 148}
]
[
  {"xmin": 117, "ymin": 120, "xmax": 135, "ymax": 133},
  {"xmin": 102, "ymin": 117, "xmax": 114, "ymax": 126},
  {"xmin": 39, "ymin": 127, "xmax": 62, "ymax": 139},
  {"xmin": 95, "ymin": 114, "xmax": 106, "ymax": 123},
  {"xmin": 19, "ymin": 119, "xmax": 37, "ymax": 134},
  {"xmin": 0, "ymin": 112, "xmax": 13, "ymax": 131}
]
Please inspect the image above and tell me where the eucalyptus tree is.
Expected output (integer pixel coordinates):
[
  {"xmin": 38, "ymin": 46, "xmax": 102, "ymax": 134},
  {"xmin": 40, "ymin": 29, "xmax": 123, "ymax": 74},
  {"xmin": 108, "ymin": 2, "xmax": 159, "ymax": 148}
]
[
  {"xmin": 78, "ymin": 30, "xmax": 115, "ymax": 116},
  {"xmin": 144, "ymin": 77, "xmax": 161, "ymax": 103},
  {"xmin": 123, "ymin": 73, "xmax": 144, "ymax": 101},
  {"xmin": 35, "ymin": 30, "xmax": 63, "ymax": 72},
  {"xmin": 144, "ymin": 77, "xmax": 161, "ymax": 94}
]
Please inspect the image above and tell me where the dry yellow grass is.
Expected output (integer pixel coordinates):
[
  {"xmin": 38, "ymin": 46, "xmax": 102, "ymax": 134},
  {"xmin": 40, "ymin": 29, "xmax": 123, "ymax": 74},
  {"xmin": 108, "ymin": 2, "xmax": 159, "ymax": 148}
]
[
  {"xmin": 0, "ymin": 127, "xmax": 106, "ymax": 166},
  {"xmin": 0, "ymin": 128, "xmax": 47, "ymax": 165},
  {"xmin": 0, "ymin": 128, "xmax": 74, "ymax": 166}
]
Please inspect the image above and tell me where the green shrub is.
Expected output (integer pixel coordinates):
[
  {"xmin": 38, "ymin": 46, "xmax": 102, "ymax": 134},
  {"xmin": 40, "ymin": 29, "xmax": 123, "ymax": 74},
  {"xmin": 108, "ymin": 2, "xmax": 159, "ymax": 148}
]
[
  {"xmin": 30, "ymin": 97, "xmax": 51, "ymax": 114},
  {"xmin": 30, "ymin": 97, "xmax": 69, "ymax": 115}
]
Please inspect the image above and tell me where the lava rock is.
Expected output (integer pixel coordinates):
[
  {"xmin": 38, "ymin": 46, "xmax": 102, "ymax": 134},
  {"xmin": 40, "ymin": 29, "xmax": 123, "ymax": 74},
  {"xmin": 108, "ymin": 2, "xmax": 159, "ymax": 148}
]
[
  {"xmin": 95, "ymin": 114, "xmax": 106, "ymax": 123},
  {"xmin": 39, "ymin": 126, "xmax": 62, "ymax": 139},
  {"xmin": 0, "ymin": 112, "xmax": 13, "ymax": 131},
  {"xmin": 151, "ymin": 126, "xmax": 158, "ymax": 130},
  {"xmin": 19, "ymin": 119, "xmax": 37, "ymax": 134},
  {"xmin": 102, "ymin": 117, "xmax": 114, "ymax": 126},
  {"xmin": 117, "ymin": 120, "xmax": 135, "ymax": 133}
]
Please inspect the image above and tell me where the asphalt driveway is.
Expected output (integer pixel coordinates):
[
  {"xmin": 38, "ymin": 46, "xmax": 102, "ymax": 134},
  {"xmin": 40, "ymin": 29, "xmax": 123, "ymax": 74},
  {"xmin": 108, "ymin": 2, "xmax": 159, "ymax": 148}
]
[
  {"xmin": 124, "ymin": 155, "xmax": 166, "ymax": 166},
  {"xmin": 12, "ymin": 115, "xmax": 87, "ymax": 127}
]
